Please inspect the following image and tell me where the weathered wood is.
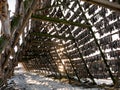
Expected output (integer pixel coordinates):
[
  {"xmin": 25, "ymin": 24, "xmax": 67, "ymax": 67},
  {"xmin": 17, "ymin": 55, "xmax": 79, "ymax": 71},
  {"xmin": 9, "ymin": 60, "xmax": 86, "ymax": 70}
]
[
  {"xmin": 0, "ymin": 0, "xmax": 119, "ymax": 87},
  {"xmin": 2, "ymin": 0, "xmax": 38, "ymax": 69},
  {"xmin": 0, "ymin": 0, "xmax": 11, "ymax": 38},
  {"xmin": 32, "ymin": 15, "xmax": 92, "ymax": 28},
  {"xmin": 81, "ymin": 0, "xmax": 120, "ymax": 12},
  {"xmin": 77, "ymin": 0, "xmax": 116, "ymax": 85},
  {"xmin": 30, "ymin": 32, "xmax": 73, "ymax": 40}
]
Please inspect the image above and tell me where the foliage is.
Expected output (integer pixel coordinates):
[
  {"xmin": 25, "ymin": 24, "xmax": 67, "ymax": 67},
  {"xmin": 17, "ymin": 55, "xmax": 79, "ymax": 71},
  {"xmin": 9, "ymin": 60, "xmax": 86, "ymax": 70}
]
[
  {"xmin": 24, "ymin": 0, "xmax": 33, "ymax": 11},
  {"xmin": 11, "ymin": 15, "xmax": 21, "ymax": 30},
  {"xmin": 0, "ymin": 37, "xmax": 8, "ymax": 53}
]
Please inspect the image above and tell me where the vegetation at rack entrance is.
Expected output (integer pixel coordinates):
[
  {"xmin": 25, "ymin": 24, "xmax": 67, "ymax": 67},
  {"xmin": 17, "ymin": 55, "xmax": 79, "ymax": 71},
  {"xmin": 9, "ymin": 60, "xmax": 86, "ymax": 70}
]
[{"xmin": 0, "ymin": 0, "xmax": 120, "ymax": 89}]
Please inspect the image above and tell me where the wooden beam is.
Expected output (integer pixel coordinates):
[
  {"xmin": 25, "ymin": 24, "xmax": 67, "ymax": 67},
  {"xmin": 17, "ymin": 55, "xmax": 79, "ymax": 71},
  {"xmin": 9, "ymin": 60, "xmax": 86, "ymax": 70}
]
[{"xmin": 31, "ymin": 15, "xmax": 92, "ymax": 28}]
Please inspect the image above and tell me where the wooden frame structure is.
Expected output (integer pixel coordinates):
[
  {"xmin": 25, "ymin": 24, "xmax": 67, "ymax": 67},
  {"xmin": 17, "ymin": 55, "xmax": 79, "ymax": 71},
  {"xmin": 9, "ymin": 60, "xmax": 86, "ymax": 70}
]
[{"xmin": 0, "ymin": 0, "xmax": 120, "ymax": 87}]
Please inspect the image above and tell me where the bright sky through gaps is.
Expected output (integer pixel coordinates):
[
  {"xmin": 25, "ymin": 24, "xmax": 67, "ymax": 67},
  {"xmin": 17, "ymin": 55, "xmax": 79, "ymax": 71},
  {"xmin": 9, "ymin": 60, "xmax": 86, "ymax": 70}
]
[{"xmin": 8, "ymin": 0, "xmax": 16, "ymax": 16}]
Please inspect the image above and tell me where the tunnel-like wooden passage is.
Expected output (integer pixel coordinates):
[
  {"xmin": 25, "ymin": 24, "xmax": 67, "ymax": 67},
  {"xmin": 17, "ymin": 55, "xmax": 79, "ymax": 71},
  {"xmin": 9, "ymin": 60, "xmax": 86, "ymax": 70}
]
[{"xmin": 0, "ymin": 0, "xmax": 120, "ymax": 87}]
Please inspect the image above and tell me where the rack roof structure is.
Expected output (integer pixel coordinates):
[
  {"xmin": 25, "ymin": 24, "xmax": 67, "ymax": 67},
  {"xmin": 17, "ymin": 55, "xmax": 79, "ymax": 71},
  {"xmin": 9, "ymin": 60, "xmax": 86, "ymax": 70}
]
[{"xmin": 0, "ymin": 0, "xmax": 120, "ymax": 87}]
